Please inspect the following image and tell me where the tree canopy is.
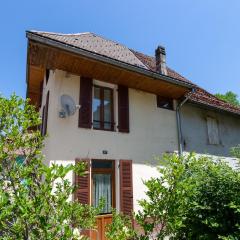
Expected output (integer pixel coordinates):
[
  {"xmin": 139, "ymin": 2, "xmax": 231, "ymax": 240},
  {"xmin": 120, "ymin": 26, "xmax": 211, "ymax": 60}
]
[{"xmin": 215, "ymin": 91, "xmax": 240, "ymax": 106}]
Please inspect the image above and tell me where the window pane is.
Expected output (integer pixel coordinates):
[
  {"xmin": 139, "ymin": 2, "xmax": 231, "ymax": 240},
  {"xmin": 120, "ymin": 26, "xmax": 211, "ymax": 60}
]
[
  {"xmin": 93, "ymin": 174, "xmax": 112, "ymax": 213},
  {"xmin": 92, "ymin": 160, "xmax": 113, "ymax": 169},
  {"xmin": 93, "ymin": 87, "xmax": 101, "ymax": 128},
  {"xmin": 104, "ymin": 89, "xmax": 112, "ymax": 129},
  {"xmin": 104, "ymin": 122, "xmax": 111, "ymax": 130},
  {"xmin": 157, "ymin": 95, "xmax": 173, "ymax": 110}
]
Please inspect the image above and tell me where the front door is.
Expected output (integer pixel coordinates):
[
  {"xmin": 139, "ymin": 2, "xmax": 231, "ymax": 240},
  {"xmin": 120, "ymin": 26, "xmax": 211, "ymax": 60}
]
[{"xmin": 90, "ymin": 160, "xmax": 115, "ymax": 240}]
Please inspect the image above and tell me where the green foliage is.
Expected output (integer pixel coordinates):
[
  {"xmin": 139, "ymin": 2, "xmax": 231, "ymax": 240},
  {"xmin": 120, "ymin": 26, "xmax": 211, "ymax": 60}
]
[
  {"xmin": 231, "ymin": 145, "xmax": 240, "ymax": 159},
  {"xmin": 0, "ymin": 95, "xmax": 99, "ymax": 240},
  {"xmin": 215, "ymin": 91, "xmax": 240, "ymax": 106},
  {"xmin": 136, "ymin": 153, "xmax": 240, "ymax": 239},
  {"xmin": 105, "ymin": 210, "xmax": 136, "ymax": 240}
]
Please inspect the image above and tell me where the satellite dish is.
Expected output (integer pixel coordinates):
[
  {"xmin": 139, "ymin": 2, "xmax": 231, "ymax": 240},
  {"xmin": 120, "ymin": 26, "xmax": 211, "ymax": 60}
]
[{"xmin": 59, "ymin": 95, "xmax": 77, "ymax": 118}]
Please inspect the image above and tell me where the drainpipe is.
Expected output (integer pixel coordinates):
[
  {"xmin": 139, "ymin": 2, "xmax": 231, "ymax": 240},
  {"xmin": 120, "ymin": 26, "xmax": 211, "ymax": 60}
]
[{"xmin": 176, "ymin": 88, "xmax": 195, "ymax": 155}]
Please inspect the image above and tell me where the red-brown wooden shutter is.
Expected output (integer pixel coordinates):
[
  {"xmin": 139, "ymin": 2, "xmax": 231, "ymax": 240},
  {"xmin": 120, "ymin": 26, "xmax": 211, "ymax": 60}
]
[
  {"xmin": 43, "ymin": 91, "xmax": 49, "ymax": 136},
  {"xmin": 119, "ymin": 160, "xmax": 133, "ymax": 216},
  {"xmin": 79, "ymin": 77, "xmax": 92, "ymax": 128},
  {"xmin": 118, "ymin": 85, "xmax": 129, "ymax": 133},
  {"xmin": 74, "ymin": 158, "xmax": 90, "ymax": 204}
]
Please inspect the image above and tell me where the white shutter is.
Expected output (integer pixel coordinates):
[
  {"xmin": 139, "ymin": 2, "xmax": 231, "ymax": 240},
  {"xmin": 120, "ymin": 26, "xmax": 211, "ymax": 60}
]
[{"xmin": 207, "ymin": 117, "xmax": 220, "ymax": 145}]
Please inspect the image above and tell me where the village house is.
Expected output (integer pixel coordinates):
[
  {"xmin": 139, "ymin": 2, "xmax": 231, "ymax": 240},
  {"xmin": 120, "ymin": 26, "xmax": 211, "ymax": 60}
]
[{"xmin": 26, "ymin": 31, "xmax": 240, "ymax": 239}]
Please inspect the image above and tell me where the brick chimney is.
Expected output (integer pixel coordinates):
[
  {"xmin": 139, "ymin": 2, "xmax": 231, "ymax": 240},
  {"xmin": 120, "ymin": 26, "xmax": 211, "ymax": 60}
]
[{"xmin": 155, "ymin": 46, "xmax": 167, "ymax": 75}]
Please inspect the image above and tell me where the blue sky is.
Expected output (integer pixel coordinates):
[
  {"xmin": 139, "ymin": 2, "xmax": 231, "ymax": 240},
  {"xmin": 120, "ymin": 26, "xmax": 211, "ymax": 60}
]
[{"xmin": 0, "ymin": 0, "xmax": 239, "ymax": 98}]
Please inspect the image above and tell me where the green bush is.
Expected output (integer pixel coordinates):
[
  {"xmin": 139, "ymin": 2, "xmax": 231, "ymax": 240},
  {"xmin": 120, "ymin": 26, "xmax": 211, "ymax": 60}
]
[
  {"xmin": 0, "ymin": 95, "xmax": 99, "ymax": 240},
  {"xmin": 231, "ymin": 144, "xmax": 240, "ymax": 160},
  {"xmin": 136, "ymin": 153, "xmax": 240, "ymax": 239},
  {"xmin": 105, "ymin": 210, "xmax": 136, "ymax": 240}
]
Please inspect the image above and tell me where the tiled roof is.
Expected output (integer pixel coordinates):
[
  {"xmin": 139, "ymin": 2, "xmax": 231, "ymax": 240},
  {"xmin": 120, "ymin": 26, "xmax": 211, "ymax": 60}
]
[
  {"xmin": 189, "ymin": 87, "xmax": 240, "ymax": 115},
  {"xmin": 29, "ymin": 31, "xmax": 148, "ymax": 69},
  {"xmin": 131, "ymin": 50, "xmax": 240, "ymax": 116},
  {"xmin": 131, "ymin": 49, "xmax": 240, "ymax": 115},
  {"xmin": 29, "ymin": 31, "xmax": 240, "ymax": 116},
  {"xmin": 132, "ymin": 50, "xmax": 192, "ymax": 84}
]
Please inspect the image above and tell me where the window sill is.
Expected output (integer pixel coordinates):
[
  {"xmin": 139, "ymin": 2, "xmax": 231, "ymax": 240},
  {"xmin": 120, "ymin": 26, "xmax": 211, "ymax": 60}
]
[
  {"xmin": 157, "ymin": 107, "xmax": 175, "ymax": 111},
  {"xmin": 93, "ymin": 127, "xmax": 116, "ymax": 132}
]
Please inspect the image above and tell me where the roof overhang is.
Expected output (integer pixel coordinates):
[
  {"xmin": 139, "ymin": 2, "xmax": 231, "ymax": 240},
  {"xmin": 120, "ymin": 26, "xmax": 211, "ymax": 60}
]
[{"xmin": 26, "ymin": 31, "xmax": 194, "ymax": 107}]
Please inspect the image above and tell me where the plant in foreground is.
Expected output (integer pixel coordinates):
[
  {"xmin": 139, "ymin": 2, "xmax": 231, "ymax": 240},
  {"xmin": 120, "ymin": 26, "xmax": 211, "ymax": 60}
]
[
  {"xmin": 0, "ymin": 95, "xmax": 99, "ymax": 240},
  {"xmin": 136, "ymin": 153, "xmax": 240, "ymax": 239}
]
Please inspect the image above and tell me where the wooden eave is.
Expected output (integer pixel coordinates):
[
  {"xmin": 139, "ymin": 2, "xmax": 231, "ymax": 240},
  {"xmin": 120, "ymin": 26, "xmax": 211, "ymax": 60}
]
[{"xmin": 27, "ymin": 38, "xmax": 193, "ymax": 108}]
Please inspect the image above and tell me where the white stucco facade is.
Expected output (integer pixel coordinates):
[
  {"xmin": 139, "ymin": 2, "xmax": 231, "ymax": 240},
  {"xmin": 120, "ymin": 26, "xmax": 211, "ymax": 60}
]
[{"xmin": 40, "ymin": 69, "xmax": 178, "ymax": 211}]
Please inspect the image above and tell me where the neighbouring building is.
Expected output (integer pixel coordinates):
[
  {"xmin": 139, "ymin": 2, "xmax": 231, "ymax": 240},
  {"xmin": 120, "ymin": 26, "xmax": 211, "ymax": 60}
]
[{"xmin": 26, "ymin": 31, "xmax": 240, "ymax": 239}]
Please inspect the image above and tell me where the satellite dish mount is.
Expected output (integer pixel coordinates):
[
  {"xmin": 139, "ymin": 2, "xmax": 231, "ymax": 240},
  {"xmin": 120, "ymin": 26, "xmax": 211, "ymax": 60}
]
[{"xmin": 59, "ymin": 95, "xmax": 80, "ymax": 118}]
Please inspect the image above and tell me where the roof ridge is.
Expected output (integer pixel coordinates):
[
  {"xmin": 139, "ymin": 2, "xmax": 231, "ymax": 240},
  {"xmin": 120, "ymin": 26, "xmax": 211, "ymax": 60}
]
[
  {"xmin": 30, "ymin": 30, "xmax": 134, "ymax": 51},
  {"xmin": 29, "ymin": 30, "xmax": 91, "ymax": 36}
]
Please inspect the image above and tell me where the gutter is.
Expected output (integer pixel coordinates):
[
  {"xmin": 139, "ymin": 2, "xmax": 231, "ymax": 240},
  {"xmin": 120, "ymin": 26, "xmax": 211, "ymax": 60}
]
[
  {"xmin": 26, "ymin": 31, "xmax": 194, "ymax": 89},
  {"xmin": 176, "ymin": 88, "xmax": 196, "ymax": 155}
]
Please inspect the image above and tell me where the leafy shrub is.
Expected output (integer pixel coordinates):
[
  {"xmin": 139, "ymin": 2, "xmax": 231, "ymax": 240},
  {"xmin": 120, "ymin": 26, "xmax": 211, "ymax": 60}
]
[
  {"xmin": 105, "ymin": 210, "xmax": 136, "ymax": 240},
  {"xmin": 136, "ymin": 153, "xmax": 240, "ymax": 239},
  {"xmin": 231, "ymin": 144, "xmax": 240, "ymax": 159},
  {"xmin": 0, "ymin": 95, "xmax": 99, "ymax": 239}
]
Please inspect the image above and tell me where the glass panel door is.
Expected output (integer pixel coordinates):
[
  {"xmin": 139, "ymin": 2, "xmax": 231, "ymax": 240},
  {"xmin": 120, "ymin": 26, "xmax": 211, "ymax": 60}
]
[
  {"xmin": 92, "ymin": 173, "xmax": 112, "ymax": 213},
  {"xmin": 91, "ymin": 160, "xmax": 115, "ymax": 215}
]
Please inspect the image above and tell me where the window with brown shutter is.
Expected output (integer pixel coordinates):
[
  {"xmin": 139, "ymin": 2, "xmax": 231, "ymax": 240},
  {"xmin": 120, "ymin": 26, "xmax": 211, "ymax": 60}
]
[
  {"xmin": 119, "ymin": 160, "xmax": 133, "ymax": 216},
  {"xmin": 74, "ymin": 158, "xmax": 90, "ymax": 204},
  {"xmin": 79, "ymin": 77, "xmax": 93, "ymax": 128},
  {"xmin": 93, "ymin": 85, "xmax": 114, "ymax": 131},
  {"xmin": 118, "ymin": 85, "xmax": 129, "ymax": 133}
]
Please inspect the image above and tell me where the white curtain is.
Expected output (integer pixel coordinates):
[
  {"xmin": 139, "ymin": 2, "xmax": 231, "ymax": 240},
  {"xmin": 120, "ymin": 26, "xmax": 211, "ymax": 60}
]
[{"xmin": 93, "ymin": 174, "xmax": 111, "ymax": 213}]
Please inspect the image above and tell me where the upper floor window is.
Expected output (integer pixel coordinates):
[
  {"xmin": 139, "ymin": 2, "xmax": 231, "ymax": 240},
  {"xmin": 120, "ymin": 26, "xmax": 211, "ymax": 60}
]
[
  {"xmin": 93, "ymin": 85, "xmax": 114, "ymax": 131},
  {"xmin": 206, "ymin": 117, "xmax": 220, "ymax": 145},
  {"xmin": 79, "ymin": 77, "xmax": 129, "ymax": 132},
  {"xmin": 156, "ymin": 95, "xmax": 174, "ymax": 110}
]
